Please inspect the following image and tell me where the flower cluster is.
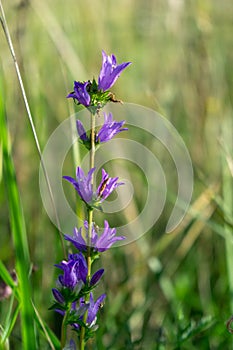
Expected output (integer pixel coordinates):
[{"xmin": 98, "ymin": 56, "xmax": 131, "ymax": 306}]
[
  {"xmin": 51, "ymin": 253, "xmax": 105, "ymax": 323},
  {"xmin": 51, "ymin": 51, "xmax": 131, "ymax": 349},
  {"xmin": 67, "ymin": 50, "xmax": 131, "ymax": 112},
  {"xmin": 63, "ymin": 167, "xmax": 124, "ymax": 209},
  {"xmin": 64, "ymin": 220, "xmax": 125, "ymax": 253}
]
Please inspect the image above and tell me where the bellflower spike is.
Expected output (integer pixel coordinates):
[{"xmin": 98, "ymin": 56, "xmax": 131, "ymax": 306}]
[
  {"xmin": 67, "ymin": 81, "xmax": 91, "ymax": 107},
  {"xmin": 96, "ymin": 112, "xmax": 127, "ymax": 143},
  {"xmin": 98, "ymin": 50, "xmax": 131, "ymax": 91}
]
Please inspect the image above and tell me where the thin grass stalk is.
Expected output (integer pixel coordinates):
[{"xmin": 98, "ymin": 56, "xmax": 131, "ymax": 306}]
[
  {"xmin": 0, "ymin": 1, "xmax": 66, "ymax": 258},
  {"xmin": 32, "ymin": 303, "xmax": 60, "ymax": 350},
  {"xmin": 0, "ymin": 302, "xmax": 20, "ymax": 347},
  {"xmin": 0, "ymin": 86, "xmax": 37, "ymax": 349}
]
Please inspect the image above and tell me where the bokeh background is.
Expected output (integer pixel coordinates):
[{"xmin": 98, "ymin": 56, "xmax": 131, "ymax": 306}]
[{"xmin": 0, "ymin": 0, "xmax": 233, "ymax": 349}]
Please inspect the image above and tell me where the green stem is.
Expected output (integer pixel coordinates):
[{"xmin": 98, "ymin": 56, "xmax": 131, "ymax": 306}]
[
  {"xmin": 86, "ymin": 209, "xmax": 93, "ymax": 280},
  {"xmin": 60, "ymin": 304, "xmax": 71, "ymax": 350},
  {"xmin": 79, "ymin": 113, "xmax": 96, "ymax": 350},
  {"xmin": 89, "ymin": 113, "xmax": 96, "ymax": 171}
]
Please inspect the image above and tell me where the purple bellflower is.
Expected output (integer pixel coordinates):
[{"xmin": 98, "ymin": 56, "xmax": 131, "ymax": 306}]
[
  {"xmin": 76, "ymin": 120, "xmax": 89, "ymax": 142},
  {"xmin": 66, "ymin": 51, "xmax": 131, "ymax": 109},
  {"xmin": 63, "ymin": 167, "xmax": 123, "ymax": 207},
  {"xmin": 65, "ymin": 227, "xmax": 87, "ymax": 252},
  {"xmin": 91, "ymin": 220, "xmax": 125, "ymax": 252},
  {"xmin": 97, "ymin": 112, "xmax": 127, "ymax": 142},
  {"xmin": 97, "ymin": 168, "xmax": 124, "ymax": 201},
  {"xmin": 67, "ymin": 81, "xmax": 91, "ymax": 107},
  {"xmin": 76, "ymin": 113, "xmax": 127, "ymax": 145},
  {"xmin": 98, "ymin": 50, "xmax": 131, "ymax": 91},
  {"xmin": 73, "ymin": 292, "xmax": 106, "ymax": 329},
  {"xmin": 90, "ymin": 269, "xmax": 105, "ymax": 286},
  {"xmin": 52, "ymin": 288, "xmax": 65, "ymax": 304},
  {"xmin": 83, "ymin": 292, "xmax": 106, "ymax": 327},
  {"xmin": 55, "ymin": 253, "xmax": 88, "ymax": 289},
  {"xmin": 52, "ymin": 261, "xmax": 103, "ymax": 305},
  {"xmin": 64, "ymin": 220, "xmax": 125, "ymax": 252},
  {"xmin": 63, "ymin": 167, "xmax": 95, "ymax": 204}
]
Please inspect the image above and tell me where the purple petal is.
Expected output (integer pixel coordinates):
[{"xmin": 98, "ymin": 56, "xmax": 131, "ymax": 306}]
[
  {"xmin": 63, "ymin": 167, "xmax": 95, "ymax": 204},
  {"xmin": 64, "ymin": 227, "xmax": 87, "ymax": 252},
  {"xmin": 75, "ymin": 253, "xmax": 88, "ymax": 283},
  {"xmin": 97, "ymin": 169, "xmax": 108, "ymax": 195},
  {"xmin": 90, "ymin": 269, "xmax": 104, "ymax": 286},
  {"xmin": 76, "ymin": 120, "xmax": 88, "ymax": 142},
  {"xmin": 91, "ymin": 223, "xmax": 98, "ymax": 246},
  {"xmin": 96, "ymin": 112, "xmax": 127, "ymax": 143},
  {"xmin": 98, "ymin": 51, "xmax": 131, "ymax": 91},
  {"xmin": 67, "ymin": 81, "xmax": 90, "ymax": 107},
  {"xmin": 97, "ymin": 169, "xmax": 124, "ymax": 201},
  {"xmin": 52, "ymin": 288, "xmax": 65, "ymax": 304},
  {"xmin": 63, "ymin": 175, "xmax": 78, "ymax": 188},
  {"xmin": 87, "ymin": 293, "xmax": 106, "ymax": 325},
  {"xmin": 76, "ymin": 167, "xmax": 95, "ymax": 203},
  {"xmin": 95, "ymin": 220, "xmax": 125, "ymax": 252},
  {"xmin": 55, "ymin": 309, "xmax": 65, "ymax": 316}
]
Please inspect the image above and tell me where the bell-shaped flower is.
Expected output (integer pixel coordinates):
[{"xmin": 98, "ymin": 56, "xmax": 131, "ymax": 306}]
[
  {"xmin": 92, "ymin": 220, "xmax": 125, "ymax": 252},
  {"xmin": 63, "ymin": 167, "xmax": 95, "ymax": 205},
  {"xmin": 97, "ymin": 168, "xmax": 124, "ymax": 201},
  {"xmin": 63, "ymin": 167, "xmax": 123, "ymax": 207},
  {"xmin": 64, "ymin": 220, "xmax": 125, "ymax": 253},
  {"xmin": 96, "ymin": 112, "xmax": 127, "ymax": 143},
  {"xmin": 55, "ymin": 253, "xmax": 88, "ymax": 289},
  {"xmin": 67, "ymin": 81, "xmax": 91, "ymax": 107},
  {"xmin": 76, "ymin": 113, "xmax": 127, "ymax": 148},
  {"xmin": 76, "ymin": 120, "xmax": 89, "ymax": 142},
  {"xmin": 52, "ymin": 288, "xmax": 65, "ymax": 304},
  {"xmin": 84, "ymin": 292, "xmax": 106, "ymax": 327},
  {"xmin": 98, "ymin": 50, "xmax": 131, "ymax": 91},
  {"xmin": 90, "ymin": 269, "xmax": 105, "ymax": 286},
  {"xmin": 73, "ymin": 292, "xmax": 106, "ymax": 330}
]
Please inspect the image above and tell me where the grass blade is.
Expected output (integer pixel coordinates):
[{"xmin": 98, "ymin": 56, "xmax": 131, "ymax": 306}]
[{"xmin": 0, "ymin": 82, "xmax": 37, "ymax": 349}]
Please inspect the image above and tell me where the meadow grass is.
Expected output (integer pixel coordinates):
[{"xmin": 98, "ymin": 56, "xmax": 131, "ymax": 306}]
[{"xmin": 0, "ymin": 0, "xmax": 233, "ymax": 349}]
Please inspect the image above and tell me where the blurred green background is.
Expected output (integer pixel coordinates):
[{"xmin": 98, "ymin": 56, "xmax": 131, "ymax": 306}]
[{"xmin": 0, "ymin": 0, "xmax": 233, "ymax": 349}]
